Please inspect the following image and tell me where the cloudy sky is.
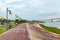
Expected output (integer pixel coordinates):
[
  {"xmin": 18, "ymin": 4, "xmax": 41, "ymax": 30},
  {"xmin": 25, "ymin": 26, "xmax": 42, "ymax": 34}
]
[{"xmin": 0, "ymin": 0, "xmax": 60, "ymax": 20}]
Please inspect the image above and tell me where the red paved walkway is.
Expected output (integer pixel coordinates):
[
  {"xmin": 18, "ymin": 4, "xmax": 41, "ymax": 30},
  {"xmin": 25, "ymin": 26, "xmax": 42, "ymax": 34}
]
[{"xmin": 0, "ymin": 23, "xmax": 30, "ymax": 40}]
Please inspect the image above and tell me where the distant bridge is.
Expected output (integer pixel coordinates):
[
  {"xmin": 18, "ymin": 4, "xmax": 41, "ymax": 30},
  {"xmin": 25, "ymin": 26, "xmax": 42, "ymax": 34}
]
[
  {"xmin": 42, "ymin": 17, "xmax": 60, "ymax": 22},
  {"xmin": 50, "ymin": 17, "xmax": 60, "ymax": 22}
]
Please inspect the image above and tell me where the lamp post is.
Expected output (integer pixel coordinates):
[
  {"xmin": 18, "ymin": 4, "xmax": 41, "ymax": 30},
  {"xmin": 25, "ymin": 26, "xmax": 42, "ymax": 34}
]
[
  {"xmin": 6, "ymin": 8, "xmax": 8, "ymax": 30},
  {"xmin": 6, "ymin": 8, "xmax": 12, "ymax": 30},
  {"xmin": 15, "ymin": 14, "xmax": 19, "ymax": 26}
]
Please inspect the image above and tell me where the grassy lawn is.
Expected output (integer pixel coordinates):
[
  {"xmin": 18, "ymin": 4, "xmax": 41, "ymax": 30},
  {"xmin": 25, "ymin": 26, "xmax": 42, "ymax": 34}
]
[
  {"xmin": 0, "ymin": 24, "xmax": 16, "ymax": 34},
  {"xmin": 0, "ymin": 26, "xmax": 7, "ymax": 34},
  {"xmin": 12, "ymin": 24, "xmax": 16, "ymax": 28},
  {"xmin": 40, "ymin": 24, "xmax": 60, "ymax": 34}
]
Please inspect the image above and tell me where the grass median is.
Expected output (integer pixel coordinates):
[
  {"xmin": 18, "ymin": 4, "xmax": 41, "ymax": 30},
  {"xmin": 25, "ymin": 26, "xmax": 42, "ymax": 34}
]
[
  {"xmin": 0, "ymin": 24, "xmax": 16, "ymax": 34},
  {"xmin": 39, "ymin": 24, "xmax": 60, "ymax": 34}
]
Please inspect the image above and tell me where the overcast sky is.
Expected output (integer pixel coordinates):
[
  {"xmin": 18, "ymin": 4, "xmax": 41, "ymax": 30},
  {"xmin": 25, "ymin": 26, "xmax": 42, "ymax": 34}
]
[{"xmin": 0, "ymin": 0, "xmax": 60, "ymax": 20}]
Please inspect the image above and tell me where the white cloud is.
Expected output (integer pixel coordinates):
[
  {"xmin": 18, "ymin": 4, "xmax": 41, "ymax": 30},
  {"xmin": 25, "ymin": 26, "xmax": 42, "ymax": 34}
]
[
  {"xmin": 0, "ymin": 2, "xmax": 6, "ymax": 12},
  {"xmin": 27, "ymin": 0, "xmax": 45, "ymax": 7},
  {"xmin": 5, "ymin": 0, "xmax": 24, "ymax": 4},
  {"xmin": 0, "ymin": 0, "xmax": 25, "ymax": 13},
  {"xmin": 7, "ymin": 5, "xmax": 25, "ymax": 8}
]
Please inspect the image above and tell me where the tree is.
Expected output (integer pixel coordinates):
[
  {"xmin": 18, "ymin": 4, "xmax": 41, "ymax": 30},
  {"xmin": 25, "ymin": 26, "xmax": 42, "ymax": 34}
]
[
  {"xmin": 20, "ymin": 20, "xmax": 27, "ymax": 23},
  {"xmin": 2, "ymin": 19, "xmax": 7, "ymax": 23},
  {"xmin": 15, "ymin": 19, "xmax": 27, "ymax": 24},
  {"xmin": 15, "ymin": 19, "xmax": 20, "ymax": 23}
]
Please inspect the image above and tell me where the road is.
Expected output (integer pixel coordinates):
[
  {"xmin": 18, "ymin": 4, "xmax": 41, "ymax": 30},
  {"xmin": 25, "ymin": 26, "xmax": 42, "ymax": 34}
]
[{"xmin": 0, "ymin": 23, "xmax": 60, "ymax": 40}]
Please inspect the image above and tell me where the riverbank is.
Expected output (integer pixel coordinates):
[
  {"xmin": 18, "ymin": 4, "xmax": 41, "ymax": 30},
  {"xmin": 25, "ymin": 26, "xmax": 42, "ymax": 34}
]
[{"xmin": 39, "ymin": 24, "xmax": 60, "ymax": 34}]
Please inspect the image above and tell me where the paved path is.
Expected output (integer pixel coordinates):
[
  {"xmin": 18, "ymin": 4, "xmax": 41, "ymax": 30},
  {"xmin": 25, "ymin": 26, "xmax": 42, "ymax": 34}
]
[
  {"xmin": 0, "ymin": 23, "xmax": 30, "ymax": 40},
  {"xmin": 0, "ymin": 23, "xmax": 60, "ymax": 40},
  {"xmin": 26, "ymin": 23, "xmax": 60, "ymax": 40}
]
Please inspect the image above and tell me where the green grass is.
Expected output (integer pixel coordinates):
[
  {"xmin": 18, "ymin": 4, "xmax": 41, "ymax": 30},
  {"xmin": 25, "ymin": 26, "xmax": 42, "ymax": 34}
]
[
  {"xmin": 0, "ymin": 26, "xmax": 7, "ymax": 34},
  {"xmin": 12, "ymin": 24, "xmax": 16, "ymax": 28},
  {"xmin": 0, "ymin": 24, "xmax": 16, "ymax": 34},
  {"xmin": 40, "ymin": 24, "xmax": 60, "ymax": 34}
]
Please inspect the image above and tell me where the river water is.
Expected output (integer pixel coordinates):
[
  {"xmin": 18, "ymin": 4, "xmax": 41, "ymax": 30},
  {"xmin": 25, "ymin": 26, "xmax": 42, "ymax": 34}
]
[{"xmin": 41, "ymin": 22, "xmax": 60, "ymax": 28}]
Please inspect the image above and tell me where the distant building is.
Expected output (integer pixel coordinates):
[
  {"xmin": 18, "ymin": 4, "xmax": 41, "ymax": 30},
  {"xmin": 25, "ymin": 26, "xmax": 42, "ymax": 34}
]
[
  {"xmin": 0, "ymin": 16, "xmax": 6, "ymax": 20},
  {"xmin": 0, "ymin": 16, "xmax": 6, "ymax": 26}
]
